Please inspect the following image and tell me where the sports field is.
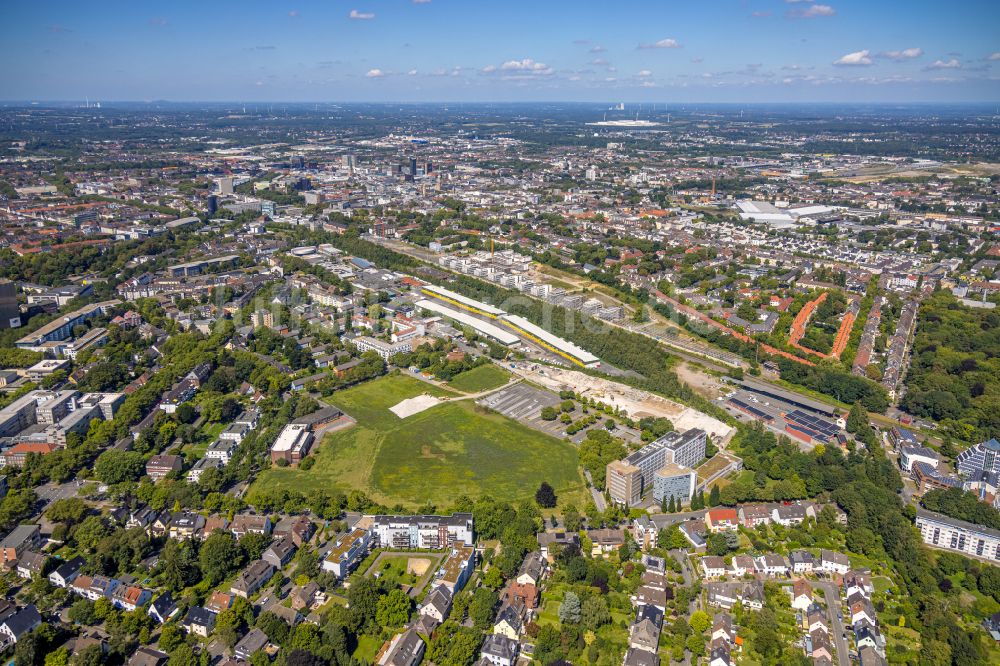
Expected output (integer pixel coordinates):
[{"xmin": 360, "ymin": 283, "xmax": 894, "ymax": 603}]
[
  {"xmin": 253, "ymin": 373, "xmax": 585, "ymax": 508},
  {"xmin": 446, "ymin": 364, "xmax": 510, "ymax": 393}
]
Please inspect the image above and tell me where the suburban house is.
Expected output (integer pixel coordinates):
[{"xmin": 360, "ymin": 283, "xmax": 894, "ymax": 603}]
[
  {"xmin": 514, "ymin": 551, "xmax": 546, "ymax": 588},
  {"xmin": 705, "ymin": 508, "xmax": 739, "ymax": 532},
  {"xmin": 71, "ymin": 575, "xmax": 120, "ymax": 601},
  {"xmin": 291, "ymin": 582, "xmax": 321, "ymax": 611},
  {"xmin": 0, "ymin": 604, "xmax": 41, "ymax": 647},
  {"xmin": 586, "ymin": 528, "xmax": 626, "ymax": 555},
  {"xmin": 205, "ymin": 591, "xmax": 234, "ymax": 614},
  {"xmin": 148, "ymin": 592, "xmax": 178, "ymax": 624},
  {"xmin": 49, "ymin": 555, "xmax": 85, "ymax": 588},
  {"xmin": 700, "ymin": 556, "xmax": 728, "ymax": 579},
  {"xmin": 182, "ymin": 607, "xmax": 216, "ymax": 637},
  {"xmin": 756, "ymin": 553, "xmax": 790, "ymax": 577},
  {"xmin": 168, "ymin": 512, "xmax": 206, "ymax": 540},
  {"xmin": 789, "ymin": 550, "xmax": 816, "ymax": 574},
  {"xmin": 772, "ymin": 504, "xmax": 809, "ymax": 526},
  {"xmin": 739, "ymin": 504, "xmax": 772, "ymax": 528},
  {"xmin": 731, "ymin": 555, "xmax": 756, "ymax": 577},
  {"xmin": 230, "ymin": 514, "xmax": 272, "ymax": 539},
  {"xmin": 274, "ymin": 515, "xmax": 316, "ymax": 547},
  {"xmin": 111, "ymin": 585, "xmax": 152, "ymax": 612},
  {"xmin": 128, "ymin": 647, "xmax": 169, "ymax": 666},
  {"xmin": 377, "ymin": 628, "xmax": 425, "ymax": 666},
  {"xmin": 479, "ymin": 633, "xmax": 519, "ymax": 666},
  {"xmin": 628, "ymin": 613, "xmax": 661, "ymax": 654},
  {"xmin": 821, "ymin": 550, "xmax": 850, "ymax": 575},
  {"xmin": 262, "ymin": 536, "xmax": 298, "ymax": 569},
  {"xmin": 790, "ymin": 579, "xmax": 813, "ymax": 611},
  {"xmin": 230, "ymin": 560, "xmax": 275, "ymax": 598},
  {"xmin": 15, "ymin": 551, "xmax": 47, "ymax": 579},
  {"xmin": 536, "ymin": 530, "xmax": 579, "ymax": 563},
  {"xmin": 493, "ymin": 600, "xmax": 525, "ymax": 640},
  {"xmin": 418, "ymin": 585, "xmax": 453, "ymax": 625},
  {"xmin": 624, "ymin": 648, "xmax": 661, "ymax": 666},
  {"xmin": 234, "ymin": 628, "xmax": 269, "ymax": 661}
]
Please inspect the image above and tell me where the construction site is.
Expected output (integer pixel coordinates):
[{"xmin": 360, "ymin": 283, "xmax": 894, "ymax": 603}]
[{"xmin": 509, "ymin": 363, "xmax": 735, "ymax": 443}]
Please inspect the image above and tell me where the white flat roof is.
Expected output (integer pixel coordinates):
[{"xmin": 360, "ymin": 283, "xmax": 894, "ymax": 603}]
[
  {"xmin": 271, "ymin": 423, "xmax": 311, "ymax": 452},
  {"xmin": 420, "ymin": 285, "xmax": 505, "ymax": 316},
  {"xmin": 499, "ymin": 314, "xmax": 599, "ymax": 365},
  {"xmin": 415, "ymin": 299, "xmax": 520, "ymax": 346}
]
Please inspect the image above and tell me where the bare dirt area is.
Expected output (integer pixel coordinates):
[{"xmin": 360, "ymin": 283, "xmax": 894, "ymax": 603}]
[
  {"xmin": 675, "ymin": 361, "xmax": 727, "ymax": 400},
  {"xmin": 407, "ymin": 558, "xmax": 433, "ymax": 576},
  {"xmin": 511, "ymin": 363, "xmax": 735, "ymax": 442}
]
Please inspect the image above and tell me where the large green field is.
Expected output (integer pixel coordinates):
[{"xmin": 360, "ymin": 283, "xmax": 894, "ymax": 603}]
[
  {"xmin": 253, "ymin": 373, "xmax": 585, "ymax": 508},
  {"xmin": 446, "ymin": 364, "xmax": 510, "ymax": 393}
]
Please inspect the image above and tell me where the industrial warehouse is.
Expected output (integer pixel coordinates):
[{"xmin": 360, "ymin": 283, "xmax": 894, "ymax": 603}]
[
  {"xmin": 719, "ymin": 379, "xmax": 845, "ymax": 448},
  {"xmin": 418, "ymin": 284, "xmax": 601, "ymax": 368}
]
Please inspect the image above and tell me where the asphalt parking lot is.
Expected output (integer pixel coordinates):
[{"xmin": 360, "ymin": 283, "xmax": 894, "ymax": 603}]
[{"xmin": 477, "ymin": 383, "xmax": 565, "ymax": 437}]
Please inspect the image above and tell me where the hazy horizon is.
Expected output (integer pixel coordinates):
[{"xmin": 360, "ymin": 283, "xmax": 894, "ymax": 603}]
[{"xmin": 3, "ymin": 0, "xmax": 998, "ymax": 104}]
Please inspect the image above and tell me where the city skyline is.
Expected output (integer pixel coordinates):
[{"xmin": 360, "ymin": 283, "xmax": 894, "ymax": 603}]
[{"xmin": 2, "ymin": 0, "xmax": 999, "ymax": 103}]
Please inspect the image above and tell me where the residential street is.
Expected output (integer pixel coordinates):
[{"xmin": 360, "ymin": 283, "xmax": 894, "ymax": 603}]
[{"xmin": 815, "ymin": 580, "xmax": 851, "ymax": 666}]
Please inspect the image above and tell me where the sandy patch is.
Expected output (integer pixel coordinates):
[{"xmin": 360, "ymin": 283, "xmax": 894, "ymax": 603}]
[
  {"xmin": 407, "ymin": 558, "xmax": 432, "ymax": 576},
  {"xmin": 675, "ymin": 362, "xmax": 726, "ymax": 400},
  {"xmin": 511, "ymin": 363, "xmax": 735, "ymax": 443},
  {"xmin": 389, "ymin": 394, "xmax": 443, "ymax": 418}
]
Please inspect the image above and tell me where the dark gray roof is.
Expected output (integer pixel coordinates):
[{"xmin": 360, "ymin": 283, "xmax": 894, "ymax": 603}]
[
  {"xmin": 184, "ymin": 606, "xmax": 216, "ymax": 627},
  {"xmin": 480, "ymin": 634, "xmax": 518, "ymax": 660},
  {"xmin": 1, "ymin": 604, "xmax": 40, "ymax": 638},
  {"xmin": 235, "ymin": 628, "xmax": 269, "ymax": 656}
]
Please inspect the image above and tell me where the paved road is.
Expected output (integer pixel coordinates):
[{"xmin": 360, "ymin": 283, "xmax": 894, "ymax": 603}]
[
  {"xmin": 816, "ymin": 580, "xmax": 851, "ymax": 666},
  {"xmin": 35, "ymin": 481, "xmax": 82, "ymax": 506},
  {"xmin": 582, "ymin": 469, "xmax": 607, "ymax": 512}
]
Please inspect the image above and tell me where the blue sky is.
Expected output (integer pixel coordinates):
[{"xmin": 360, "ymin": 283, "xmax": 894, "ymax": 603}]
[{"xmin": 2, "ymin": 0, "xmax": 998, "ymax": 102}]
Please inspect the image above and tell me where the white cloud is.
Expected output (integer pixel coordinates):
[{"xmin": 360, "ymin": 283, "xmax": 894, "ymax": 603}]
[
  {"xmin": 833, "ymin": 50, "xmax": 873, "ymax": 66},
  {"xmin": 413, "ymin": 0, "xmax": 432, "ymax": 3},
  {"xmin": 349, "ymin": 10, "xmax": 375, "ymax": 20},
  {"xmin": 926, "ymin": 58, "xmax": 961, "ymax": 70},
  {"xmin": 988, "ymin": 52, "xmax": 1000, "ymax": 61},
  {"xmin": 500, "ymin": 58, "xmax": 552, "ymax": 73},
  {"xmin": 638, "ymin": 38, "xmax": 680, "ymax": 49},
  {"xmin": 787, "ymin": 4, "xmax": 835, "ymax": 18},
  {"xmin": 589, "ymin": 58, "xmax": 609, "ymax": 66},
  {"xmin": 365, "ymin": 68, "xmax": 385, "ymax": 78},
  {"xmin": 637, "ymin": 69, "xmax": 652, "ymax": 77},
  {"xmin": 480, "ymin": 64, "xmax": 497, "ymax": 73},
  {"xmin": 589, "ymin": 45, "xmax": 606, "ymax": 53},
  {"xmin": 881, "ymin": 47, "xmax": 922, "ymax": 60},
  {"xmin": 407, "ymin": 69, "xmax": 418, "ymax": 75}
]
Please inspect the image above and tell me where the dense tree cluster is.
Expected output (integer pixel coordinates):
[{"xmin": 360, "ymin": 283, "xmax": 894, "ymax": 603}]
[
  {"xmin": 922, "ymin": 487, "xmax": 1000, "ymax": 530},
  {"xmin": 902, "ymin": 292, "xmax": 1000, "ymax": 441}
]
